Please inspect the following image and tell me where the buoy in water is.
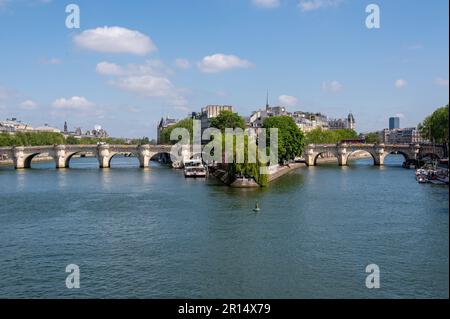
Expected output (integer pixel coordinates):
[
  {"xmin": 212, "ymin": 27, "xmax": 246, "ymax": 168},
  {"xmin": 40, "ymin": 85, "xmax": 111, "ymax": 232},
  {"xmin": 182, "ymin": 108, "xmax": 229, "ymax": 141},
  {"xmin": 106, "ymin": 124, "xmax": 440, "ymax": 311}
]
[{"xmin": 253, "ymin": 201, "xmax": 261, "ymax": 212}]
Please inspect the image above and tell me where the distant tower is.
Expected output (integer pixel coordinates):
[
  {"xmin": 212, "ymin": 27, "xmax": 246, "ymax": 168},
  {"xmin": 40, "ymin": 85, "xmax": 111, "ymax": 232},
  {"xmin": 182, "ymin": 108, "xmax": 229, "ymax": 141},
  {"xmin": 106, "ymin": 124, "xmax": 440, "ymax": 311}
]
[
  {"xmin": 347, "ymin": 113, "xmax": 355, "ymax": 130},
  {"xmin": 63, "ymin": 121, "xmax": 68, "ymax": 134},
  {"xmin": 389, "ymin": 117, "xmax": 400, "ymax": 130},
  {"xmin": 266, "ymin": 90, "xmax": 270, "ymax": 111}
]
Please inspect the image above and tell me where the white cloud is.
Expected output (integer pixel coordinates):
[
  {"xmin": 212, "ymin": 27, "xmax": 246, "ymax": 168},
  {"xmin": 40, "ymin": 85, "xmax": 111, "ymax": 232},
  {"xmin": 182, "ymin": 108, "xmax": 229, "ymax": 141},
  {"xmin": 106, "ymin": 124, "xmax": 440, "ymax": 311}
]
[
  {"xmin": 52, "ymin": 96, "xmax": 95, "ymax": 110},
  {"xmin": 174, "ymin": 58, "xmax": 191, "ymax": 69},
  {"xmin": 298, "ymin": 0, "xmax": 342, "ymax": 12},
  {"xmin": 97, "ymin": 60, "xmax": 185, "ymax": 106},
  {"xmin": 278, "ymin": 95, "xmax": 299, "ymax": 107},
  {"xmin": 252, "ymin": 0, "xmax": 280, "ymax": 8},
  {"xmin": 96, "ymin": 61, "xmax": 124, "ymax": 76},
  {"xmin": 198, "ymin": 54, "xmax": 252, "ymax": 73},
  {"xmin": 96, "ymin": 60, "xmax": 171, "ymax": 77},
  {"xmin": 435, "ymin": 77, "xmax": 449, "ymax": 87},
  {"xmin": 395, "ymin": 79, "xmax": 407, "ymax": 89},
  {"xmin": 73, "ymin": 26, "xmax": 156, "ymax": 55},
  {"xmin": 20, "ymin": 100, "xmax": 37, "ymax": 110},
  {"xmin": 322, "ymin": 80, "xmax": 343, "ymax": 93},
  {"xmin": 112, "ymin": 75, "xmax": 174, "ymax": 98}
]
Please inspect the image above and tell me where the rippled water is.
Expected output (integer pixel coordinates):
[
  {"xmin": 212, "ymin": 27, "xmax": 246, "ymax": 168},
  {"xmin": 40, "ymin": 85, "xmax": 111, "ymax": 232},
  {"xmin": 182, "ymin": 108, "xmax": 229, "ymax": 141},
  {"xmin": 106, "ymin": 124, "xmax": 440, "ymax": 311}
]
[{"xmin": 0, "ymin": 155, "xmax": 448, "ymax": 298}]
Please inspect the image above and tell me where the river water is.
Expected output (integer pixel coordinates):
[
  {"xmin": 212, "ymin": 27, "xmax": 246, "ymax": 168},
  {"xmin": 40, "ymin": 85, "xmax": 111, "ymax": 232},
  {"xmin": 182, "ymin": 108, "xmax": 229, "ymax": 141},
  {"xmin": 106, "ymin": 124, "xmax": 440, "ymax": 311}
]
[{"xmin": 0, "ymin": 155, "xmax": 448, "ymax": 298}]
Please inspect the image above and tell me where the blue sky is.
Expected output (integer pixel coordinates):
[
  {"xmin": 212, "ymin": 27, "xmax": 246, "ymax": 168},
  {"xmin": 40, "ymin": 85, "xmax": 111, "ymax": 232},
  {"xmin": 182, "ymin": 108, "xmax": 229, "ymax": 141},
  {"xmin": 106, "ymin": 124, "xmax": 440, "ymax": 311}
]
[{"xmin": 0, "ymin": 0, "xmax": 448, "ymax": 138}]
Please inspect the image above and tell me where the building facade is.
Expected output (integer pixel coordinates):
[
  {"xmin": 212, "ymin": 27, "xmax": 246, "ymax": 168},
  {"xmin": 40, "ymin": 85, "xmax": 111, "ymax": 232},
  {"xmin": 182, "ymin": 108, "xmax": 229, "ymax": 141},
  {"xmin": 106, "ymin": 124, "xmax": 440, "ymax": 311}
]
[
  {"xmin": 157, "ymin": 117, "xmax": 178, "ymax": 144},
  {"xmin": 378, "ymin": 127, "xmax": 425, "ymax": 144},
  {"xmin": 389, "ymin": 117, "xmax": 400, "ymax": 130},
  {"xmin": 0, "ymin": 118, "xmax": 34, "ymax": 133}
]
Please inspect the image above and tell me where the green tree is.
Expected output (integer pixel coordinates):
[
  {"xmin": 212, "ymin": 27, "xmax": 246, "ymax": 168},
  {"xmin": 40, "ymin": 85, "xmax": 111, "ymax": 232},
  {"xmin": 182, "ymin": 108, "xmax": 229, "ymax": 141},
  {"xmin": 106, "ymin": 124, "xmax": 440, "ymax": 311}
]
[
  {"xmin": 364, "ymin": 132, "xmax": 380, "ymax": 144},
  {"xmin": 160, "ymin": 118, "xmax": 194, "ymax": 145},
  {"xmin": 210, "ymin": 110, "xmax": 246, "ymax": 132},
  {"xmin": 419, "ymin": 104, "xmax": 449, "ymax": 144},
  {"xmin": 66, "ymin": 136, "xmax": 80, "ymax": 145},
  {"xmin": 225, "ymin": 134, "xmax": 269, "ymax": 187},
  {"xmin": 305, "ymin": 128, "xmax": 358, "ymax": 145},
  {"xmin": 0, "ymin": 132, "xmax": 65, "ymax": 147},
  {"xmin": 263, "ymin": 116, "xmax": 305, "ymax": 164}
]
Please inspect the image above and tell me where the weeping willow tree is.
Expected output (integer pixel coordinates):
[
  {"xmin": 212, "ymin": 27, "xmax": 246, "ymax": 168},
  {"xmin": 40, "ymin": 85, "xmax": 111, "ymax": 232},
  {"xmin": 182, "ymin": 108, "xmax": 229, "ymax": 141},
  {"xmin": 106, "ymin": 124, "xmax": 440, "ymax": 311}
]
[{"xmin": 223, "ymin": 133, "xmax": 269, "ymax": 187}]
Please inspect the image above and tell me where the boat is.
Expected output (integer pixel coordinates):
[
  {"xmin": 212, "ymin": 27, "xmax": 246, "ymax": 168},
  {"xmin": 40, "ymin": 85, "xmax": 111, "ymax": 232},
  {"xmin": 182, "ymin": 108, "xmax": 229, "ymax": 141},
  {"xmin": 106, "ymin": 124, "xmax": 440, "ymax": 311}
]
[
  {"xmin": 416, "ymin": 174, "xmax": 428, "ymax": 184},
  {"xmin": 183, "ymin": 159, "xmax": 207, "ymax": 178},
  {"xmin": 253, "ymin": 201, "xmax": 261, "ymax": 212}
]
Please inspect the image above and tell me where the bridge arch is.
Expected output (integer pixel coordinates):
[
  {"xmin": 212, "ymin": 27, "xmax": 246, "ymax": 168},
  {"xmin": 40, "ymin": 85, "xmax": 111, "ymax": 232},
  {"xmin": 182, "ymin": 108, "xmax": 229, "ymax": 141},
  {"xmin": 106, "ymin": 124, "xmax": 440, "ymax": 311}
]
[
  {"xmin": 107, "ymin": 152, "xmax": 140, "ymax": 167},
  {"xmin": 380, "ymin": 150, "xmax": 411, "ymax": 166},
  {"xmin": 149, "ymin": 151, "xmax": 173, "ymax": 164},
  {"xmin": 64, "ymin": 151, "xmax": 92, "ymax": 168},
  {"xmin": 313, "ymin": 150, "xmax": 339, "ymax": 165},
  {"xmin": 23, "ymin": 152, "xmax": 57, "ymax": 169},
  {"xmin": 345, "ymin": 150, "xmax": 376, "ymax": 165}
]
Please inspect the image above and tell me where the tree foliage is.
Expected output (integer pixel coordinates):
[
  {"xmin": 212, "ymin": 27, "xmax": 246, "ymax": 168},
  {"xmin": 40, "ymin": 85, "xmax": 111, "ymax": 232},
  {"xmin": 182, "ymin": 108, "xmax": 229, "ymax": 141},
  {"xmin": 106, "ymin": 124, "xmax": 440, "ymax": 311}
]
[
  {"xmin": 304, "ymin": 128, "xmax": 358, "ymax": 145},
  {"xmin": 224, "ymin": 134, "xmax": 269, "ymax": 186},
  {"xmin": 0, "ymin": 132, "xmax": 148, "ymax": 147},
  {"xmin": 210, "ymin": 110, "xmax": 246, "ymax": 132},
  {"xmin": 0, "ymin": 132, "xmax": 65, "ymax": 146},
  {"xmin": 419, "ymin": 104, "xmax": 449, "ymax": 144},
  {"xmin": 263, "ymin": 116, "xmax": 305, "ymax": 164},
  {"xmin": 159, "ymin": 118, "xmax": 194, "ymax": 145},
  {"xmin": 65, "ymin": 136, "xmax": 128, "ymax": 145},
  {"xmin": 364, "ymin": 132, "xmax": 380, "ymax": 144}
]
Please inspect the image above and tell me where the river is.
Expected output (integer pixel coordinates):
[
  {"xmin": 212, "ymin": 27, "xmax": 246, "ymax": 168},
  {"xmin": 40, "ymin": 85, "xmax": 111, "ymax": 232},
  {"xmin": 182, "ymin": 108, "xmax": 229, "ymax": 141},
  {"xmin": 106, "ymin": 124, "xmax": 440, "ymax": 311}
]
[{"xmin": 0, "ymin": 155, "xmax": 448, "ymax": 298}]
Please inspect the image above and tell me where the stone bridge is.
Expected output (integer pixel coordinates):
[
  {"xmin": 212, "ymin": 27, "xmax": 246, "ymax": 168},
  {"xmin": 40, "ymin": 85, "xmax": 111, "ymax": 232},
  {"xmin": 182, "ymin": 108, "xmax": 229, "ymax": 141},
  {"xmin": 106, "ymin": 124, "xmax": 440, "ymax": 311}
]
[
  {"xmin": 304, "ymin": 143, "xmax": 444, "ymax": 166},
  {"xmin": 0, "ymin": 144, "xmax": 183, "ymax": 169}
]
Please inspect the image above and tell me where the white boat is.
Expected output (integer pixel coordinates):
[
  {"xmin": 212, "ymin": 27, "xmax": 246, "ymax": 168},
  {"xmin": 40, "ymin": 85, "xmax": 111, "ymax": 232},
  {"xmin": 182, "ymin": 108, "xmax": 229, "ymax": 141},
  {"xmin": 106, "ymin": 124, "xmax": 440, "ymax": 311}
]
[
  {"xmin": 184, "ymin": 159, "xmax": 207, "ymax": 178},
  {"xmin": 416, "ymin": 174, "xmax": 428, "ymax": 184}
]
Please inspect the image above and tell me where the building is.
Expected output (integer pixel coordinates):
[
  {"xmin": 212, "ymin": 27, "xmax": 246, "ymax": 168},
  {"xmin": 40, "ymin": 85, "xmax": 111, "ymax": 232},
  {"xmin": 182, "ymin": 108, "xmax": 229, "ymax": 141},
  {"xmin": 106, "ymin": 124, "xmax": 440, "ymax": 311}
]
[
  {"xmin": 328, "ymin": 113, "xmax": 356, "ymax": 131},
  {"xmin": 199, "ymin": 105, "xmax": 233, "ymax": 131},
  {"xmin": 191, "ymin": 105, "xmax": 234, "ymax": 140},
  {"xmin": 248, "ymin": 94, "xmax": 356, "ymax": 133},
  {"xmin": 248, "ymin": 95, "xmax": 289, "ymax": 129},
  {"xmin": 34, "ymin": 124, "xmax": 61, "ymax": 133},
  {"xmin": 74, "ymin": 127, "xmax": 82, "ymax": 136},
  {"xmin": 292, "ymin": 111, "xmax": 329, "ymax": 132},
  {"xmin": 0, "ymin": 118, "xmax": 34, "ymax": 133},
  {"xmin": 85, "ymin": 125, "xmax": 108, "ymax": 138},
  {"xmin": 389, "ymin": 117, "xmax": 400, "ymax": 130},
  {"xmin": 157, "ymin": 117, "xmax": 178, "ymax": 144},
  {"xmin": 378, "ymin": 127, "xmax": 425, "ymax": 144},
  {"xmin": 347, "ymin": 113, "xmax": 356, "ymax": 130}
]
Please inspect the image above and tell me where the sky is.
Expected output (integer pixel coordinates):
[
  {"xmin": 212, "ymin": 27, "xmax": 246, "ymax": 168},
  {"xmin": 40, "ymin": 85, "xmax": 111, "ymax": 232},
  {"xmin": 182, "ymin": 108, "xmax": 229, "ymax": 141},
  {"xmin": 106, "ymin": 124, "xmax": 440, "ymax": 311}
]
[{"xmin": 0, "ymin": 0, "xmax": 448, "ymax": 138}]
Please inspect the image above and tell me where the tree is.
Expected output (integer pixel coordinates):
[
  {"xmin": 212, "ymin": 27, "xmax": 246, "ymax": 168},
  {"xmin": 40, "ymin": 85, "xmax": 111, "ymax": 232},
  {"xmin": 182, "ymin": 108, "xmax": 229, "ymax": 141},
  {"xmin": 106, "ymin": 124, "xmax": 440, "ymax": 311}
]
[
  {"xmin": 159, "ymin": 118, "xmax": 194, "ymax": 145},
  {"xmin": 226, "ymin": 135, "xmax": 269, "ymax": 187},
  {"xmin": 305, "ymin": 128, "xmax": 358, "ymax": 145},
  {"xmin": 263, "ymin": 116, "xmax": 305, "ymax": 164},
  {"xmin": 66, "ymin": 136, "xmax": 80, "ymax": 145},
  {"xmin": 210, "ymin": 110, "xmax": 246, "ymax": 132},
  {"xmin": 364, "ymin": 132, "xmax": 380, "ymax": 144},
  {"xmin": 419, "ymin": 104, "xmax": 449, "ymax": 145},
  {"xmin": 0, "ymin": 132, "xmax": 65, "ymax": 147}
]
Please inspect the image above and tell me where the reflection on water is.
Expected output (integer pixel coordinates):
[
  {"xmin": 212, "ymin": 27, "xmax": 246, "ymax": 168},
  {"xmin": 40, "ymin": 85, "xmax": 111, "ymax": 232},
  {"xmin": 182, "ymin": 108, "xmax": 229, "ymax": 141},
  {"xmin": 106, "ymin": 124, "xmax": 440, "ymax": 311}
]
[{"xmin": 0, "ymin": 155, "xmax": 448, "ymax": 298}]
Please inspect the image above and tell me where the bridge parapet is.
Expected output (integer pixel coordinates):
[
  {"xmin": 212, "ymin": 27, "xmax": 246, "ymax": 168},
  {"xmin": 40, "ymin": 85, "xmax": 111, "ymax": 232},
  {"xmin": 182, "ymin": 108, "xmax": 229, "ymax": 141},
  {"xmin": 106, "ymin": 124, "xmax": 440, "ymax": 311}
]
[
  {"xmin": 303, "ymin": 143, "xmax": 442, "ymax": 167},
  {"xmin": 0, "ymin": 144, "xmax": 180, "ymax": 169}
]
